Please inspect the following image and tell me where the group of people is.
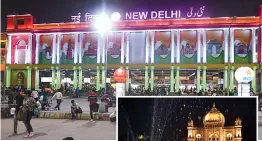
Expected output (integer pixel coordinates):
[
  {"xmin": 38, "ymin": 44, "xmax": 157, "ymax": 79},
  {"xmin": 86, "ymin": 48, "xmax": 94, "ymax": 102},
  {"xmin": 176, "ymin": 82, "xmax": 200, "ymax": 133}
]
[{"xmin": 6, "ymin": 87, "xmax": 99, "ymax": 138}]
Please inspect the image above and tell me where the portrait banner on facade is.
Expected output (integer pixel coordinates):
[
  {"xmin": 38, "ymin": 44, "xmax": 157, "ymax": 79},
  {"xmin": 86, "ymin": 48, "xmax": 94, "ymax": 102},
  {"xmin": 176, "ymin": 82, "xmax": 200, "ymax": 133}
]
[
  {"xmin": 39, "ymin": 35, "xmax": 53, "ymax": 64},
  {"xmin": 206, "ymin": 30, "xmax": 224, "ymax": 64},
  {"xmin": 107, "ymin": 32, "xmax": 121, "ymax": 64},
  {"xmin": 234, "ymin": 29, "xmax": 252, "ymax": 64},
  {"xmin": 154, "ymin": 31, "xmax": 171, "ymax": 64},
  {"xmin": 180, "ymin": 31, "xmax": 197, "ymax": 64},
  {"xmin": 82, "ymin": 33, "xmax": 98, "ymax": 64},
  {"xmin": 60, "ymin": 34, "xmax": 75, "ymax": 64}
]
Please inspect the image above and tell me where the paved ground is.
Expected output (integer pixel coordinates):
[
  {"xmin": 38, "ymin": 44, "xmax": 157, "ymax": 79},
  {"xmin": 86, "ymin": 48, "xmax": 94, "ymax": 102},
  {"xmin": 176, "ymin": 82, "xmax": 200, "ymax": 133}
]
[
  {"xmin": 1, "ymin": 118, "xmax": 116, "ymax": 140},
  {"xmin": 259, "ymin": 126, "xmax": 262, "ymax": 140},
  {"xmin": 42, "ymin": 97, "xmax": 115, "ymax": 113}
]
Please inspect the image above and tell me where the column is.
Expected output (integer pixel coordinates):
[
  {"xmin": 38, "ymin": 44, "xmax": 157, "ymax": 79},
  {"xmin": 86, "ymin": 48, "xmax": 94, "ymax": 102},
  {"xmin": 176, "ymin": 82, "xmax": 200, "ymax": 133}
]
[
  {"xmin": 27, "ymin": 66, "xmax": 32, "ymax": 90},
  {"xmin": 252, "ymin": 29, "xmax": 257, "ymax": 63},
  {"xmin": 223, "ymin": 66, "xmax": 228, "ymax": 90},
  {"xmin": 56, "ymin": 34, "xmax": 61, "ymax": 64},
  {"xmin": 202, "ymin": 30, "xmax": 207, "ymax": 63},
  {"xmin": 96, "ymin": 66, "xmax": 100, "ymax": 91},
  {"xmin": 176, "ymin": 30, "xmax": 180, "ymax": 63},
  {"xmin": 126, "ymin": 32, "xmax": 130, "ymax": 64},
  {"xmin": 196, "ymin": 66, "xmax": 201, "ymax": 92},
  {"xmin": 175, "ymin": 66, "xmax": 180, "ymax": 92},
  {"xmin": 121, "ymin": 32, "xmax": 125, "ymax": 64},
  {"xmin": 73, "ymin": 66, "xmax": 78, "ymax": 89},
  {"xmin": 34, "ymin": 67, "xmax": 39, "ymax": 90},
  {"xmin": 202, "ymin": 66, "xmax": 207, "ymax": 91},
  {"xmin": 35, "ymin": 34, "xmax": 40, "ymax": 64},
  {"xmin": 78, "ymin": 66, "xmax": 83, "ymax": 90},
  {"xmin": 150, "ymin": 66, "xmax": 154, "ymax": 92},
  {"xmin": 52, "ymin": 34, "xmax": 57, "ymax": 64},
  {"xmin": 197, "ymin": 31, "xmax": 201, "ymax": 63},
  {"xmin": 56, "ymin": 67, "xmax": 61, "ymax": 90},
  {"xmin": 5, "ymin": 66, "xmax": 11, "ymax": 88},
  {"xmin": 170, "ymin": 66, "xmax": 175, "ymax": 92},
  {"xmin": 74, "ymin": 34, "xmax": 78, "ymax": 64},
  {"xmin": 51, "ymin": 67, "xmax": 56, "ymax": 89},
  {"xmin": 230, "ymin": 29, "xmax": 235, "ymax": 63},
  {"xmin": 171, "ymin": 31, "xmax": 175, "ymax": 63},
  {"xmin": 101, "ymin": 66, "xmax": 106, "ymax": 88},
  {"xmin": 224, "ymin": 29, "xmax": 229, "ymax": 63},
  {"xmin": 150, "ymin": 31, "xmax": 155, "ymax": 64},
  {"xmin": 6, "ymin": 35, "xmax": 12, "ymax": 64},
  {"xmin": 230, "ymin": 66, "xmax": 235, "ymax": 91},
  {"xmin": 97, "ymin": 35, "xmax": 102, "ymax": 64},
  {"xmin": 145, "ymin": 32, "xmax": 149, "ymax": 64},
  {"xmin": 27, "ymin": 34, "xmax": 33, "ymax": 64},
  {"xmin": 252, "ymin": 66, "xmax": 257, "ymax": 92},
  {"xmin": 145, "ymin": 66, "xmax": 149, "ymax": 90},
  {"xmin": 125, "ymin": 66, "xmax": 129, "ymax": 91},
  {"xmin": 79, "ymin": 33, "xmax": 83, "ymax": 64}
]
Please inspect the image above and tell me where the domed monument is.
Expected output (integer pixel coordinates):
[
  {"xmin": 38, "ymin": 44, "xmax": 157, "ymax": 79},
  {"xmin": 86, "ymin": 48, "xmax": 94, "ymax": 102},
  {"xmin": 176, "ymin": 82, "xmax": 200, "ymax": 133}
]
[{"xmin": 187, "ymin": 103, "xmax": 242, "ymax": 141}]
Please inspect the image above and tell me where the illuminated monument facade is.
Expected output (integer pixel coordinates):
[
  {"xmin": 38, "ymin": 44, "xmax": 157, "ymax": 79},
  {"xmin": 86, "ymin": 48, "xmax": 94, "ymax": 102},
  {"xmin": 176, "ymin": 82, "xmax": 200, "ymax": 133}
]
[
  {"xmin": 187, "ymin": 104, "xmax": 242, "ymax": 141},
  {"xmin": 4, "ymin": 5, "xmax": 262, "ymax": 93}
]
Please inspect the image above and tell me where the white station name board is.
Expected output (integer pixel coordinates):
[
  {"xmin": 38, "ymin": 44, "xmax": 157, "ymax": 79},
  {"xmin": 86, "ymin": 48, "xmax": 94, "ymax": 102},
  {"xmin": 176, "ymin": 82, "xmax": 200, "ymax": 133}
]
[{"xmin": 70, "ymin": 6, "xmax": 206, "ymax": 22}]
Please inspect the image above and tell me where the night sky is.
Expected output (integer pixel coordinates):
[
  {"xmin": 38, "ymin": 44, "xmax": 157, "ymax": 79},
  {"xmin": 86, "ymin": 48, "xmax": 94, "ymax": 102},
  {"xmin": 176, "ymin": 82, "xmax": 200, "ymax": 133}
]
[
  {"xmin": 1, "ymin": 0, "xmax": 262, "ymax": 31},
  {"xmin": 118, "ymin": 98, "xmax": 257, "ymax": 141}
]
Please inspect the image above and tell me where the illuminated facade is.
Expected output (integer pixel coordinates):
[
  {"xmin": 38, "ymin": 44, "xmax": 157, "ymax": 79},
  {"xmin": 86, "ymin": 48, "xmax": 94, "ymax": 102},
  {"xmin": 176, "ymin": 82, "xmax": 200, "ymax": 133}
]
[
  {"xmin": 187, "ymin": 104, "xmax": 242, "ymax": 141},
  {"xmin": 4, "ymin": 5, "xmax": 262, "ymax": 92},
  {"xmin": 1, "ymin": 33, "xmax": 7, "ymax": 89}
]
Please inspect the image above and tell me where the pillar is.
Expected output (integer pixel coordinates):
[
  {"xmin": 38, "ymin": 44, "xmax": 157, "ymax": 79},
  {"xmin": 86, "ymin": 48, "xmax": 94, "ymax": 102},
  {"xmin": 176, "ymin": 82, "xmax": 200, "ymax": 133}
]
[
  {"xmin": 223, "ymin": 66, "xmax": 228, "ymax": 90},
  {"xmin": 230, "ymin": 66, "xmax": 235, "ymax": 91},
  {"xmin": 252, "ymin": 66, "xmax": 257, "ymax": 92},
  {"xmin": 176, "ymin": 30, "xmax": 180, "ymax": 63},
  {"xmin": 27, "ymin": 66, "xmax": 32, "ymax": 90},
  {"xmin": 197, "ymin": 66, "xmax": 201, "ymax": 92},
  {"xmin": 96, "ymin": 66, "xmax": 100, "ymax": 91},
  {"xmin": 52, "ymin": 34, "xmax": 57, "ymax": 64},
  {"xmin": 125, "ymin": 66, "xmax": 129, "ymax": 91},
  {"xmin": 252, "ymin": 29, "xmax": 257, "ymax": 63},
  {"xmin": 197, "ymin": 31, "xmax": 201, "ymax": 63},
  {"xmin": 51, "ymin": 67, "xmax": 56, "ymax": 89},
  {"xmin": 170, "ymin": 66, "xmax": 175, "ymax": 92},
  {"xmin": 27, "ymin": 34, "xmax": 32, "ymax": 64},
  {"xmin": 73, "ymin": 66, "xmax": 78, "ymax": 89},
  {"xmin": 175, "ymin": 66, "xmax": 180, "ymax": 92},
  {"xmin": 56, "ymin": 67, "xmax": 61, "ymax": 90},
  {"xmin": 202, "ymin": 66, "xmax": 207, "ymax": 91},
  {"xmin": 145, "ymin": 66, "xmax": 149, "ymax": 90},
  {"xmin": 150, "ymin": 66, "xmax": 154, "ymax": 92},
  {"xmin": 78, "ymin": 66, "xmax": 83, "ymax": 90},
  {"xmin": 229, "ymin": 29, "xmax": 235, "ymax": 63},
  {"xmin": 101, "ymin": 66, "xmax": 106, "ymax": 88},
  {"xmin": 5, "ymin": 66, "xmax": 11, "ymax": 88},
  {"xmin": 34, "ymin": 67, "xmax": 39, "ymax": 91}
]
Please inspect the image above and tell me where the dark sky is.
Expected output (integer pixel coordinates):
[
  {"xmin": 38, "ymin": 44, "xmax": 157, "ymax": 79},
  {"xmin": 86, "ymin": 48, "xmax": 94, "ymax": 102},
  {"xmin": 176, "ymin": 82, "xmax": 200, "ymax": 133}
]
[
  {"xmin": 118, "ymin": 98, "xmax": 257, "ymax": 141},
  {"xmin": 1, "ymin": 0, "xmax": 262, "ymax": 32}
]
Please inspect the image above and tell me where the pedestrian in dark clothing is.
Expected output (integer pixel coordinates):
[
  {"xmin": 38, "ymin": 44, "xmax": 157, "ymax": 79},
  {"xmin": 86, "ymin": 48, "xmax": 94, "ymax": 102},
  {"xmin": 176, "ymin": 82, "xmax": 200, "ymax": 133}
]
[
  {"xmin": 88, "ymin": 89, "xmax": 98, "ymax": 121},
  {"xmin": 9, "ymin": 89, "xmax": 25, "ymax": 136},
  {"xmin": 21, "ymin": 92, "xmax": 37, "ymax": 138}
]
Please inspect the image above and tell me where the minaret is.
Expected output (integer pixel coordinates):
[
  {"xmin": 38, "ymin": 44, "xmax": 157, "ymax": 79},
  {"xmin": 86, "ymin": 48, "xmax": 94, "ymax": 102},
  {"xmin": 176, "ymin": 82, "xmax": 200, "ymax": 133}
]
[
  {"xmin": 234, "ymin": 117, "xmax": 242, "ymax": 141},
  {"xmin": 187, "ymin": 120, "xmax": 194, "ymax": 141}
]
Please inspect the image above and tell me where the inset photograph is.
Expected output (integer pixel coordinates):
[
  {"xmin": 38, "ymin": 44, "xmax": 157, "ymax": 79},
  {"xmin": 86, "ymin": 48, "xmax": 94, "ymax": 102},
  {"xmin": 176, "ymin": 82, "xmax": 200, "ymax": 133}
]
[{"xmin": 118, "ymin": 97, "xmax": 257, "ymax": 141}]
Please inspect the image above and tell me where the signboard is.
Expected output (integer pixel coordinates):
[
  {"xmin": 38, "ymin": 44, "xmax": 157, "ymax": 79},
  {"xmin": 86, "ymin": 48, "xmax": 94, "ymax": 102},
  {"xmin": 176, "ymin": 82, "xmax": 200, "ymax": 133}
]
[
  {"xmin": 235, "ymin": 67, "xmax": 254, "ymax": 83},
  {"xmin": 70, "ymin": 6, "xmax": 206, "ymax": 22},
  {"xmin": 238, "ymin": 83, "xmax": 250, "ymax": 96}
]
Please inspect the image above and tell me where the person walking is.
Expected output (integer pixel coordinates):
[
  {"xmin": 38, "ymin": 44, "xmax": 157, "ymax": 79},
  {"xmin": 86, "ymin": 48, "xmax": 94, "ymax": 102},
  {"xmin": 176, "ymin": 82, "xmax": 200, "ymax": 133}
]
[
  {"xmin": 52, "ymin": 89, "xmax": 63, "ymax": 111},
  {"xmin": 9, "ymin": 89, "xmax": 25, "ymax": 136},
  {"xmin": 88, "ymin": 89, "xmax": 98, "ymax": 121},
  {"xmin": 21, "ymin": 91, "xmax": 37, "ymax": 138},
  {"xmin": 31, "ymin": 89, "xmax": 39, "ymax": 101}
]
